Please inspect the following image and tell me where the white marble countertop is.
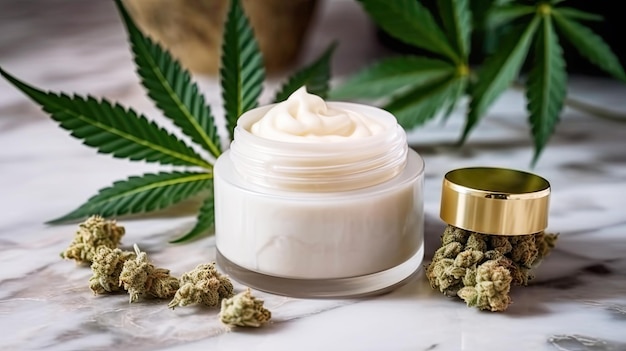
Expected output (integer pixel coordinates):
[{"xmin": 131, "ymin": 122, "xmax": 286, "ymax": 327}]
[{"xmin": 1, "ymin": 1, "xmax": 626, "ymax": 350}]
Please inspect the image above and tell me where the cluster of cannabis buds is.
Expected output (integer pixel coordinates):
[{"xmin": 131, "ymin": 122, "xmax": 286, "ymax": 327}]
[
  {"xmin": 61, "ymin": 215, "xmax": 271, "ymax": 328},
  {"xmin": 426, "ymin": 225, "xmax": 558, "ymax": 312}
]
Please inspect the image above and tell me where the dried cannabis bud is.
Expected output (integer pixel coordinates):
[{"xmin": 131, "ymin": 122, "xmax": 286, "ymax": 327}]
[
  {"xmin": 426, "ymin": 225, "xmax": 558, "ymax": 312},
  {"xmin": 89, "ymin": 247, "xmax": 136, "ymax": 294},
  {"xmin": 457, "ymin": 260, "xmax": 512, "ymax": 312},
  {"xmin": 168, "ymin": 262, "xmax": 234, "ymax": 309},
  {"xmin": 219, "ymin": 289, "xmax": 271, "ymax": 328},
  {"xmin": 60, "ymin": 215, "xmax": 125, "ymax": 264},
  {"xmin": 119, "ymin": 244, "xmax": 179, "ymax": 303}
]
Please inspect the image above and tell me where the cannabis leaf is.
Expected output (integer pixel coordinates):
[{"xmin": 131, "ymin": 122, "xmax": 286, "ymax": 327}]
[
  {"xmin": 335, "ymin": 0, "xmax": 470, "ymax": 130},
  {"xmin": 170, "ymin": 195, "xmax": 215, "ymax": 244},
  {"xmin": 116, "ymin": 0, "xmax": 222, "ymax": 159},
  {"xmin": 335, "ymin": 0, "xmax": 625, "ymax": 164},
  {"xmin": 330, "ymin": 56, "xmax": 456, "ymax": 100},
  {"xmin": 0, "ymin": 69, "xmax": 210, "ymax": 169},
  {"xmin": 526, "ymin": 14, "xmax": 566, "ymax": 166},
  {"xmin": 274, "ymin": 42, "xmax": 337, "ymax": 102},
  {"xmin": 48, "ymin": 172, "xmax": 213, "ymax": 224},
  {"xmin": 221, "ymin": 0, "xmax": 265, "ymax": 140},
  {"xmin": 462, "ymin": 19, "xmax": 540, "ymax": 142},
  {"xmin": 0, "ymin": 0, "xmax": 335, "ymax": 243},
  {"xmin": 357, "ymin": 0, "xmax": 458, "ymax": 61},
  {"xmin": 552, "ymin": 11, "xmax": 626, "ymax": 82},
  {"xmin": 438, "ymin": 0, "xmax": 472, "ymax": 61}
]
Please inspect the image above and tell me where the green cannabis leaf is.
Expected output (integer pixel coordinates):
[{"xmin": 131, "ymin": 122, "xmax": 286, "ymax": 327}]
[
  {"xmin": 0, "ymin": 0, "xmax": 335, "ymax": 243},
  {"xmin": 169, "ymin": 195, "xmax": 215, "ymax": 244},
  {"xmin": 330, "ymin": 56, "xmax": 456, "ymax": 101},
  {"xmin": 334, "ymin": 0, "xmax": 470, "ymax": 130},
  {"xmin": 336, "ymin": 0, "xmax": 626, "ymax": 164},
  {"xmin": 0, "ymin": 69, "xmax": 210, "ymax": 169},
  {"xmin": 358, "ymin": 0, "xmax": 458, "ymax": 61},
  {"xmin": 220, "ymin": 0, "xmax": 265, "ymax": 140},
  {"xmin": 48, "ymin": 172, "xmax": 213, "ymax": 224},
  {"xmin": 274, "ymin": 42, "xmax": 337, "ymax": 102},
  {"xmin": 462, "ymin": 19, "xmax": 540, "ymax": 143},
  {"xmin": 116, "ymin": 0, "xmax": 221, "ymax": 160},
  {"xmin": 526, "ymin": 13, "xmax": 566, "ymax": 165}
]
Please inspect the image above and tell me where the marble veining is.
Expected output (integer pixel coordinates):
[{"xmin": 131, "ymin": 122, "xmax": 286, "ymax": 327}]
[{"xmin": 1, "ymin": 0, "xmax": 626, "ymax": 350}]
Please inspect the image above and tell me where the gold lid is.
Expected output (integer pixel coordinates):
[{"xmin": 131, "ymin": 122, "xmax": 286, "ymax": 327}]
[{"xmin": 440, "ymin": 167, "xmax": 550, "ymax": 235}]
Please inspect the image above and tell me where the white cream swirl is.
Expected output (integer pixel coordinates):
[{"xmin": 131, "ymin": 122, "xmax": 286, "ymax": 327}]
[{"xmin": 250, "ymin": 87, "xmax": 386, "ymax": 142}]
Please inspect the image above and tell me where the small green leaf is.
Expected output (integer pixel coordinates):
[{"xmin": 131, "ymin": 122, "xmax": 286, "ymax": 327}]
[
  {"xmin": 170, "ymin": 195, "xmax": 215, "ymax": 243},
  {"xmin": 462, "ymin": 16, "xmax": 540, "ymax": 143},
  {"xmin": 384, "ymin": 74, "xmax": 461, "ymax": 129},
  {"xmin": 485, "ymin": 4, "xmax": 535, "ymax": 30},
  {"xmin": 553, "ymin": 11, "xmax": 626, "ymax": 81},
  {"xmin": 274, "ymin": 42, "xmax": 337, "ymax": 102},
  {"xmin": 113, "ymin": 0, "xmax": 222, "ymax": 159},
  {"xmin": 330, "ymin": 56, "xmax": 456, "ymax": 100},
  {"xmin": 220, "ymin": 0, "xmax": 265, "ymax": 140},
  {"xmin": 526, "ymin": 15, "xmax": 567, "ymax": 166},
  {"xmin": 356, "ymin": 0, "xmax": 458, "ymax": 61},
  {"xmin": 553, "ymin": 7, "xmax": 602, "ymax": 22},
  {"xmin": 437, "ymin": 0, "xmax": 472, "ymax": 60},
  {"xmin": 441, "ymin": 76, "xmax": 469, "ymax": 124},
  {"xmin": 0, "ymin": 68, "xmax": 211, "ymax": 169},
  {"xmin": 48, "ymin": 171, "xmax": 213, "ymax": 224}
]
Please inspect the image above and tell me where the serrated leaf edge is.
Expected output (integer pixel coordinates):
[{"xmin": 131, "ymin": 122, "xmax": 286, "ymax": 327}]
[
  {"xmin": 0, "ymin": 68, "xmax": 211, "ymax": 169},
  {"xmin": 113, "ymin": 0, "xmax": 222, "ymax": 159},
  {"xmin": 48, "ymin": 171, "xmax": 213, "ymax": 224},
  {"xmin": 220, "ymin": 0, "xmax": 265, "ymax": 140},
  {"xmin": 170, "ymin": 195, "xmax": 215, "ymax": 243}
]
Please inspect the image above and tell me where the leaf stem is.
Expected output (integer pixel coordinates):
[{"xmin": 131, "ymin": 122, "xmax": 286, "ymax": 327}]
[
  {"xmin": 563, "ymin": 96, "xmax": 626, "ymax": 123},
  {"xmin": 512, "ymin": 81, "xmax": 626, "ymax": 123}
]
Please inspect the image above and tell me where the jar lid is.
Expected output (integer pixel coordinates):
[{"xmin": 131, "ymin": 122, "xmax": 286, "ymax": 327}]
[{"xmin": 440, "ymin": 167, "xmax": 550, "ymax": 235}]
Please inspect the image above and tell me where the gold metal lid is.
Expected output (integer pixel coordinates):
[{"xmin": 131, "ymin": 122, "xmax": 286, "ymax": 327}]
[{"xmin": 440, "ymin": 167, "xmax": 550, "ymax": 235}]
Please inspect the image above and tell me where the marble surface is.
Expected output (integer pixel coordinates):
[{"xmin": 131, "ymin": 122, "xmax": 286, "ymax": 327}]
[{"xmin": 1, "ymin": 1, "xmax": 626, "ymax": 350}]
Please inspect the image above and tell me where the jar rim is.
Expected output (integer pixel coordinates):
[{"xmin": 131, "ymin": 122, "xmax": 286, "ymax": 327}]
[{"xmin": 228, "ymin": 102, "xmax": 412, "ymax": 192}]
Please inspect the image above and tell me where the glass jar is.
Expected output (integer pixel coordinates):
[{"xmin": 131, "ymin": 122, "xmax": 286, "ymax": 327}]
[{"xmin": 214, "ymin": 102, "xmax": 425, "ymax": 297}]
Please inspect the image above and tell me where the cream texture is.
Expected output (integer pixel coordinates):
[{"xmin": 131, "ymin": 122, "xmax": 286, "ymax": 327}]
[{"xmin": 250, "ymin": 87, "xmax": 386, "ymax": 142}]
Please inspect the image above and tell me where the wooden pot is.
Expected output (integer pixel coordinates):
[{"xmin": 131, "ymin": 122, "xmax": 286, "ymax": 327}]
[{"xmin": 123, "ymin": 0, "xmax": 318, "ymax": 75}]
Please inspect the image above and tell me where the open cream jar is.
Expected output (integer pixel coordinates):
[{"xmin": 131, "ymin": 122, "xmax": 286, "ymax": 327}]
[{"xmin": 214, "ymin": 88, "xmax": 424, "ymax": 297}]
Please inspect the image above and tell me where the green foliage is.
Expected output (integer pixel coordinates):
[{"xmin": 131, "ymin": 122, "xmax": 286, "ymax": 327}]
[
  {"xmin": 274, "ymin": 42, "xmax": 337, "ymax": 102},
  {"xmin": 330, "ymin": 56, "xmax": 456, "ymax": 100},
  {"xmin": 169, "ymin": 195, "xmax": 215, "ymax": 244},
  {"xmin": 552, "ymin": 11, "xmax": 626, "ymax": 81},
  {"xmin": 0, "ymin": 70, "xmax": 210, "ymax": 169},
  {"xmin": 117, "ymin": 0, "xmax": 222, "ymax": 159},
  {"xmin": 437, "ymin": 0, "xmax": 472, "ymax": 60},
  {"xmin": 526, "ymin": 14, "xmax": 566, "ymax": 165},
  {"xmin": 463, "ymin": 19, "xmax": 540, "ymax": 142},
  {"xmin": 220, "ymin": 0, "xmax": 265, "ymax": 140},
  {"xmin": 339, "ymin": 0, "xmax": 626, "ymax": 164},
  {"xmin": 357, "ymin": 0, "xmax": 458, "ymax": 61},
  {"xmin": 48, "ymin": 172, "xmax": 214, "ymax": 224},
  {"xmin": 0, "ymin": 0, "xmax": 334, "ymax": 242}
]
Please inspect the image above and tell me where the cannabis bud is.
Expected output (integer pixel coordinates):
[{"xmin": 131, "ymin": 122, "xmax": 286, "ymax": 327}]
[
  {"xmin": 89, "ymin": 246, "xmax": 136, "ymax": 294},
  {"xmin": 219, "ymin": 289, "xmax": 271, "ymax": 328},
  {"xmin": 119, "ymin": 244, "xmax": 180, "ymax": 303},
  {"xmin": 426, "ymin": 225, "xmax": 558, "ymax": 311},
  {"xmin": 432, "ymin": 167, "xmax": 557, "ymax": 311},
  {"xmin": 168, "ymin": 262, "xmax": 234, "ymax": 309},
  {"xmin": 60, "ymin": 215, "xmax": 125, "ymax": 264}
]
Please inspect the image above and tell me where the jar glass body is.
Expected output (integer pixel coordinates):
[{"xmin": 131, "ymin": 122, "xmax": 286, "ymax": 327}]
[{"xmin": 214, "ymin": 103, "xmax": 425, "ymax": 297}]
